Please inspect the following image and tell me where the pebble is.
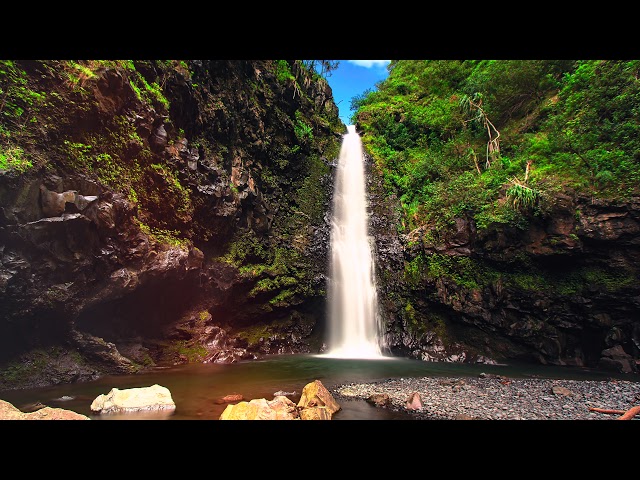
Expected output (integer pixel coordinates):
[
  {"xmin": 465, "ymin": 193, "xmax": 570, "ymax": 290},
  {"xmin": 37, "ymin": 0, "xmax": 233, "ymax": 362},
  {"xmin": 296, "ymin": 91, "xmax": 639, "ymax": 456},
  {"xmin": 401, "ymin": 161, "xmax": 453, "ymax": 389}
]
[{"xmin": 331, "ymin": 375, "xmax": 640, "ymax": 420}]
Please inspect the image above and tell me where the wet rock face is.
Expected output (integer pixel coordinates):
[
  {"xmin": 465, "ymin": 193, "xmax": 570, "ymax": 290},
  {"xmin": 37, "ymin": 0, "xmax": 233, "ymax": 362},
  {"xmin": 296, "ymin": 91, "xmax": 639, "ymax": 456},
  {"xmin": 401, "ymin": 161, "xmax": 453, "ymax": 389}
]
[
  {"xmin": 371, "ymin": 181, "xmax": 640, "ymax": 373},
  {"xmin": 1, "ymin": 60, "xmax": 344, "ymax": 390}
]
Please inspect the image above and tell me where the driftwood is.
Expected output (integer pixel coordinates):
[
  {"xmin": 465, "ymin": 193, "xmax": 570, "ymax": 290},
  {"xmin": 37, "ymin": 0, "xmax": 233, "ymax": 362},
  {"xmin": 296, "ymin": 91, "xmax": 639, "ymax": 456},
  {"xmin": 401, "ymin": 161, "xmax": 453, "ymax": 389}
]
[{"xmin": 589, "ymin": 406, "xmax": 640, "ymax": 420}]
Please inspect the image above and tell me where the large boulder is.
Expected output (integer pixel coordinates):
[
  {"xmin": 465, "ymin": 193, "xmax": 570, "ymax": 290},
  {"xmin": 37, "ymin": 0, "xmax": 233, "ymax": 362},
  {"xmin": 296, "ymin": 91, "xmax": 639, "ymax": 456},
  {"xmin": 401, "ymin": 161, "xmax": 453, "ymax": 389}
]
[
  {"xmin": 90, "ymin": 384, "xmax": 176, "ymax": 415},
  {"xmin": 599, "ymin": 345, "xmax": 637, "ymax": 373},
  {"xmin": 0, "ymin": 399, "xmax": 89, "ymax": 420},
  {"xmin": 219, "ymin": 395, "xmax": 300, "ymax": 420},
  {"xmin": 299, "ymin": 406, "xmax": 333, "ymax": 420},
  {"xmin": 219, "ymin": 380, "xmax": 341, "ymax": 420},
  {"xmin": 297, "ymin": 379, "xmax": 341, "ymax": 416}
]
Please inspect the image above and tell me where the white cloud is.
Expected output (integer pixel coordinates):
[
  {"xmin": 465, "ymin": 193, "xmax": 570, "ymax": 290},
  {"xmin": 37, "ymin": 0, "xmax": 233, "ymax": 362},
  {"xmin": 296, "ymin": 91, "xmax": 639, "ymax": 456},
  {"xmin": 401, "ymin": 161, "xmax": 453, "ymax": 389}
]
[{"xmin": 347, "ymin": 60, "xmax": 391, "ymax": 69}]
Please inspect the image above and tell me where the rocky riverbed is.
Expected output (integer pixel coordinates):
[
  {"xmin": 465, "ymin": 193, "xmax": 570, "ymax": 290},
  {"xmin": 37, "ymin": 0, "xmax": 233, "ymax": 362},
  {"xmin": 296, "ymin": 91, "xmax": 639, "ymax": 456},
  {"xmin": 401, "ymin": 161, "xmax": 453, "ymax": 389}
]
[{"xmin": 331, "ymin": 374, "xmax": 640, "ymax": 420}]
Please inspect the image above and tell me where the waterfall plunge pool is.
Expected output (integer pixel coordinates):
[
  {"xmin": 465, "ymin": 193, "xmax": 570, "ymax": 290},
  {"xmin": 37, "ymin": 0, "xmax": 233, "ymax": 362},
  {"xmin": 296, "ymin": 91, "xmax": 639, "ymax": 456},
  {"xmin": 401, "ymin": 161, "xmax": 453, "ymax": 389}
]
[{"xmin": 1, "ymin": 353, "xmax": 635, "ymax": 421}]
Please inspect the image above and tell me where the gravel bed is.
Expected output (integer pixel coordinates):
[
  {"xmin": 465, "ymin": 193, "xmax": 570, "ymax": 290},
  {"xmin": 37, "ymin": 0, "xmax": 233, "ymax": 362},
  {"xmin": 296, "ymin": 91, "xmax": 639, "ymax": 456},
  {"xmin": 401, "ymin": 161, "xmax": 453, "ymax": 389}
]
[{"xmin": 331, "ymin": 374, "xmax": 640, "ymax": 420}]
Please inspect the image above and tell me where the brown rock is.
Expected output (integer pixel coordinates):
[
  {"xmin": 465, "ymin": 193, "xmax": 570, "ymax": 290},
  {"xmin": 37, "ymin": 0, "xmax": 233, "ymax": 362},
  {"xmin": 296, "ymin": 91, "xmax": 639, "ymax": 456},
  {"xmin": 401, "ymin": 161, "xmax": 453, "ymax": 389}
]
[
  {"xmin": 214, "ymin": 394, "xmax": 244, "ymax": 404},
  {"xmin": 367, "ymin": 393, "xmax": 391, "ymax": 407},
  {"xmin": 0, "ymin": 399, "xmax": 89, "ymax": 420},
  {"xmin": 299, "ymin": 406, "xmax": 332, "ymax": 420},
  {"xmin": 297, "ymin": 380, "xmax": 340, "ymax": 415},
  {"xmin": 551, "ymin": 386, "xmax": 572, "ymax": 397},
  {"xmin": 406, "ymin": 392, "xmax": 423, "ymax": 410},
  {"xmin": 219, "ymin": 395, "xmax": 300, "ymax": 420},
  {"xmin": 454, "ymin": 414, "xmax": 476, "ymax": 420}
]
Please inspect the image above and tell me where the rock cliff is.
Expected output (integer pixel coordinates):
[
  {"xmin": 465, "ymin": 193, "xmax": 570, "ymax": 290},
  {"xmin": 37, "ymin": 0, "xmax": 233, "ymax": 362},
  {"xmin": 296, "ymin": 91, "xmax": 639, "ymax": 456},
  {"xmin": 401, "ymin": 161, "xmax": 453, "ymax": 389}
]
[
  {"xmin": 0, "ymin": 60, "xmax": 343, "ymax": 389},
  {"xmin": 369, "ymin": 162, "xmax": 640, "ymax": 373}
]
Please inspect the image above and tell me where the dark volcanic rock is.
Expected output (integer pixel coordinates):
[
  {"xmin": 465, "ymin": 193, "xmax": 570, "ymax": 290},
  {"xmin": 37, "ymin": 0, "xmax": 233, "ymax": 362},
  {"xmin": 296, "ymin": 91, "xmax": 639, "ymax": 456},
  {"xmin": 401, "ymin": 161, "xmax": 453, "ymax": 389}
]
[
  {"xmin": 371, "ymin": 179, "xmax": 640, "ymax": 371},
  {"xmin": 0, "ymin": 60, "xmax": 344, "ymax": 390}
]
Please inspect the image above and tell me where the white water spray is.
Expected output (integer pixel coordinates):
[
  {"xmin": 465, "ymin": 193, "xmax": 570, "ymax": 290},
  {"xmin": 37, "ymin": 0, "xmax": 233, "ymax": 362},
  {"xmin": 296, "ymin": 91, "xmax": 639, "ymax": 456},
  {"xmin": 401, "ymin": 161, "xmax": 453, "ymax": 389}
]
[{"xmin": 325, "ymin": 125, "xmax": 385, "ymax": 359}]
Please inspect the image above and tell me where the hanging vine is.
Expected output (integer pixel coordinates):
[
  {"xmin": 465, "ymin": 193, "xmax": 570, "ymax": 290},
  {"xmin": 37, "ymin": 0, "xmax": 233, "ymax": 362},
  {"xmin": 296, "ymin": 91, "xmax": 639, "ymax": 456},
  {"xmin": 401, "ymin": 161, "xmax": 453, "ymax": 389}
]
[{"xmin": 459, "ymin": 93, "xmax": 501, "ymax": 169}]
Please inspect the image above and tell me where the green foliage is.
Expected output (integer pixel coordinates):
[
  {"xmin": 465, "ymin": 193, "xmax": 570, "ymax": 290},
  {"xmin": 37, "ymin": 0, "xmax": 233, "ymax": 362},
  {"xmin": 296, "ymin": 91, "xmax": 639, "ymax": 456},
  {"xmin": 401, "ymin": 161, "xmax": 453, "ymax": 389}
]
[
  {"xmin": 137, "ymin": 219, "xmax": 191, "ymax": 250},
  {"xmin": 0, "ymin": 60, "xmax": 46, "ymax": 122},
  {"xmin": 61, "ymin": 114, "xmax": 149, "ymax": 196},
  {"xmin": 404, "ymin": 254, "xmax": 426, "ymax": 285},
  {"xmin": 0, "ymin": 145, "xmax": 31, "ymax": 172},
  {"xmin": 294, "ymin": 154, "xmax": 329, "ymax": 224},
  {"xmin": 169, "ymin": 340, "xmax": 208, "ymax": 363},
  {"xmin": 0, "ymin": 347, "xmax": 84, "ymax": 386},
  {"xmin": 64, "ymin": 61, "xmax": 97, "ymax": 89},
  {"xmin": 504, "ymin": 264, "xmax": 635, "ymax": 295},
  {"xmin": 220, "ymin": 225, "xmax": 318, "ymax": 306},
  {"xmin": 133, "ymin": 72, "xmax": 170, "ymax": 110},
  {"xmin": 506, "ymin": 183, "xmax": 540, "ymax": 210},
  {"xmin": 235, "ymin": 317, "xmax": 294, "ymax": 346},
  {"xmin": 543, "ymin": 60, "xmax": 640, "ymax": 197},
  {"xmin": 355, "ymin": 60, "xmax": 640, "ymax": 243},
  {"xmin": 423, "ymin": 253, "xmax": 496, "ymax": 290},
  {"xmin": 275, "ymin": 60, "xmax": 295, "ymax": 83},
  {"xmin": 294, "ymin": 110, "xmax": 313, "ymax": 143},
  {"xmin": 0, "ymin": 61, "xmax": 46, "ymax": 172},
  {"xmin": 221, "ymin": 229, "xmax": 267, "ymax": 267}
]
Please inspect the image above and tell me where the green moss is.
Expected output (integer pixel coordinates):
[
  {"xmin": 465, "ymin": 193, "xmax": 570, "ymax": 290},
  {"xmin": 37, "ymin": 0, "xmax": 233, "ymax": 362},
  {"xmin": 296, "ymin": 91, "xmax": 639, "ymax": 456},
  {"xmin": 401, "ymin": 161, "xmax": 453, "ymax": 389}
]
[
  {"xmin": 0, "ymin": 60, "xmax": 47, "ymax": 120},
  {"xmin": 582, "ymin": 268, "xmax": 635, "ymax": 292},
  {"xmin": 235, "ymin": 317, "xmax": 293, "ymax": 346},
  {"xmin": 275, "ymin": 60, "xmax": 295, "ymax": 83},
  {"xmin": 0, "ymin": 347, "xmax": 71, "ymax": 385},
  {"xmin": 132, "ymin": 353, "xmax": 155, "ymax": 368},
  {"xmin": 505, "ymin": 265, "xmax": 636, "ymax": 295},
  {"xmin": 0, "ymin": 145, "xmax": 32, "ymax": 172},
  {"xmin": 61, "ymin": 114, "xmax": 147, "ymax": 197},
  {"xmin": 510, "ymin": 272, "xmax": 548, "ymax": 291},
  {"xmin": 64, "ymin": 61, "xmax": 97, "ymax": 87},
  {"xmin": 423, "ymin": 253, "xmax": 496, "ymax": 290},
  {"xmin": 430, "ymin": 315, "xmax": 449, "ymax": 342},
  {"xmin": 402, "ymin": 302, "xmax": 448, "ymax": 341},
  {"xmin": 294, "ymin": 154, "xmax": 330, "ymax": 224},
  {"xmin": 148, "ymin": 162, "xmax": 192, "ymax": 215},
  {"xmin": 405, "ymin": 301, "xmax": 417, "ymax": 324},
  {"xmin": 136, "ymin": 219, "xmax": 191, "ymax": 250},
  {"xmin": 404, "ymin": 254, "xmax": 426, "ymax": 286},
  {"xmin": 127, "ymin": 187, "xmax": 138, "ymax": 205},
  {"xmin": 294, "ymin": 110, "xmax": 313, "ymax": 143},
  {"xmin": 269, "ymin": 289, "xmax": 296, "ymax": 306},
  {"xmin": 220, "ymin": 229, "xmax": 266, "ymax": 267},
  {"xmin": 168, "ymin": 341, "xmax": 208, "ymax": 363},
  {"xmin": 249, "ymin": 276, "xmax": 297, "ymax": 297}
]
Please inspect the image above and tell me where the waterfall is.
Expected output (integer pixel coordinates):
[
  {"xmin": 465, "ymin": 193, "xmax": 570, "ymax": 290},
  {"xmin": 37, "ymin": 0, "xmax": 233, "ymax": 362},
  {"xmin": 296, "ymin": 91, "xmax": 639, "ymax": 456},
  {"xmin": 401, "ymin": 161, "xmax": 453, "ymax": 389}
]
[{"xmin": 324, "ymin": 125, "xmax": 385, "ymax": 359}]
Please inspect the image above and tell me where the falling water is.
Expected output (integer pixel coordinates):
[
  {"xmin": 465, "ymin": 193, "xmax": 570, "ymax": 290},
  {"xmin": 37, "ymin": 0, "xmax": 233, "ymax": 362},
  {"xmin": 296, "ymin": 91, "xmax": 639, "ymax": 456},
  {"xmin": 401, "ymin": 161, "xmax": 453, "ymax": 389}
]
[{"xmin": 325, "ymin": 125, "xmax": 385, "ymax": 359}]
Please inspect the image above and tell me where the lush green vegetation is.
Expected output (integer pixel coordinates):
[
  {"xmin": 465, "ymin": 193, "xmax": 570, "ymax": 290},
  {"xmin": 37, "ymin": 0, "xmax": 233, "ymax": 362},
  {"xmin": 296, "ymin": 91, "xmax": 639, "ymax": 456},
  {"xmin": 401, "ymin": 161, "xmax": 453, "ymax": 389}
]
[
  {"xmin": 355, "ymin": 60, "xmax": 640, "ymax": 309},
  {"xmin": 0, "ymin": 60, "xmax": 45, "ymax": 173},
  {"xmin": 356, "ymin": 60, "xmax": 640, "ymax": 238}
]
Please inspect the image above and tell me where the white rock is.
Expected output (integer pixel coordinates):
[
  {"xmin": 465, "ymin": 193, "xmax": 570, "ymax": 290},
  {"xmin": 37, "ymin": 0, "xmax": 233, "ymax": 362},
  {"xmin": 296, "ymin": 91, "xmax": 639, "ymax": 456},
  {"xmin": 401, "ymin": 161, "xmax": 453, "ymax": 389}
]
[{"xmin": 90, "ymin": 384, "xmax": 176, "ymax": 415}]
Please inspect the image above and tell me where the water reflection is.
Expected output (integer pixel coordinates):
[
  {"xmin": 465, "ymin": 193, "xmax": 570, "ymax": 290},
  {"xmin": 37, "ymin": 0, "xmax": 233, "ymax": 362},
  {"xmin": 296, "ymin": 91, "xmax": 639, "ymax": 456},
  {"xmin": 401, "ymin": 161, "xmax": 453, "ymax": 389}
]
[{"xmin": 1, "ymin": 354, "xmax": 637, "ymax": 420}]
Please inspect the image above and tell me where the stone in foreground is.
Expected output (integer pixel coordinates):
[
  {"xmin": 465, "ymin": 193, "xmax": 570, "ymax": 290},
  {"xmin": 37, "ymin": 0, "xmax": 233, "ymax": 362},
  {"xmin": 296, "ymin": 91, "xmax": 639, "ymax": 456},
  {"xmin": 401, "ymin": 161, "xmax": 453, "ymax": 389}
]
[
  {"xmin": 219, "ymin": 380, "xmax": 341, "ymax": 420},
  {"xmin": 0, "ymin": 399, "xmax": 89, "ymax": 420},
  {"xmin": 297, "ymin": 380, "xmax": 341, "ymax": 416},
  {"xmin": 367, "ymin": 393, "xmax": 391, "ymax": 407},
  {"xmin": 406, "ymin": 391, "xmax": 423, "ymax": 410},
  {"xmin": 299, "ymin": 406, "xmax": 333, "ymax": 420},
  {"xmin": 220, "ymin": 395, "xmax": 300, "ymax": 420},
  {"xmin": 90, "ymin": 384, "xmax": 176, "ymax": 415}
]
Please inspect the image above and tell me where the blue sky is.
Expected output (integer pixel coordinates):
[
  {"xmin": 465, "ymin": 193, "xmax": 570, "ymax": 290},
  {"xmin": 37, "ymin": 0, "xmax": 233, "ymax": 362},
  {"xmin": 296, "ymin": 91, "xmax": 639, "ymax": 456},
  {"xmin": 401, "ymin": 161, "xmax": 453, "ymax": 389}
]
[{"xmin": 324, "ymin": 60, "xmax": 391, "ymax": 125}]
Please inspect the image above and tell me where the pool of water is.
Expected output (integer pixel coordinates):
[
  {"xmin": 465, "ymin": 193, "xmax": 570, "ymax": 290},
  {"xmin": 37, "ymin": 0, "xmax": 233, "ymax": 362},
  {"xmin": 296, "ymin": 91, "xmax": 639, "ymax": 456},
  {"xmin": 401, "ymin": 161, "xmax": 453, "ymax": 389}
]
[{"xmin": 1, "ymin": 353, "xmax": 638, "ymax": 420}]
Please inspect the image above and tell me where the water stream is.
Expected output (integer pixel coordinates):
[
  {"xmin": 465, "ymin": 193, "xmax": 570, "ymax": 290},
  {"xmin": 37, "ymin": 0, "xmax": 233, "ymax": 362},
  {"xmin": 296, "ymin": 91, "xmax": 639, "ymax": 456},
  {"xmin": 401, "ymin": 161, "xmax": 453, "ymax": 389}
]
[{"xmin": 325, "ymin": 125, "xmax": 385, "ymax": 359}]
